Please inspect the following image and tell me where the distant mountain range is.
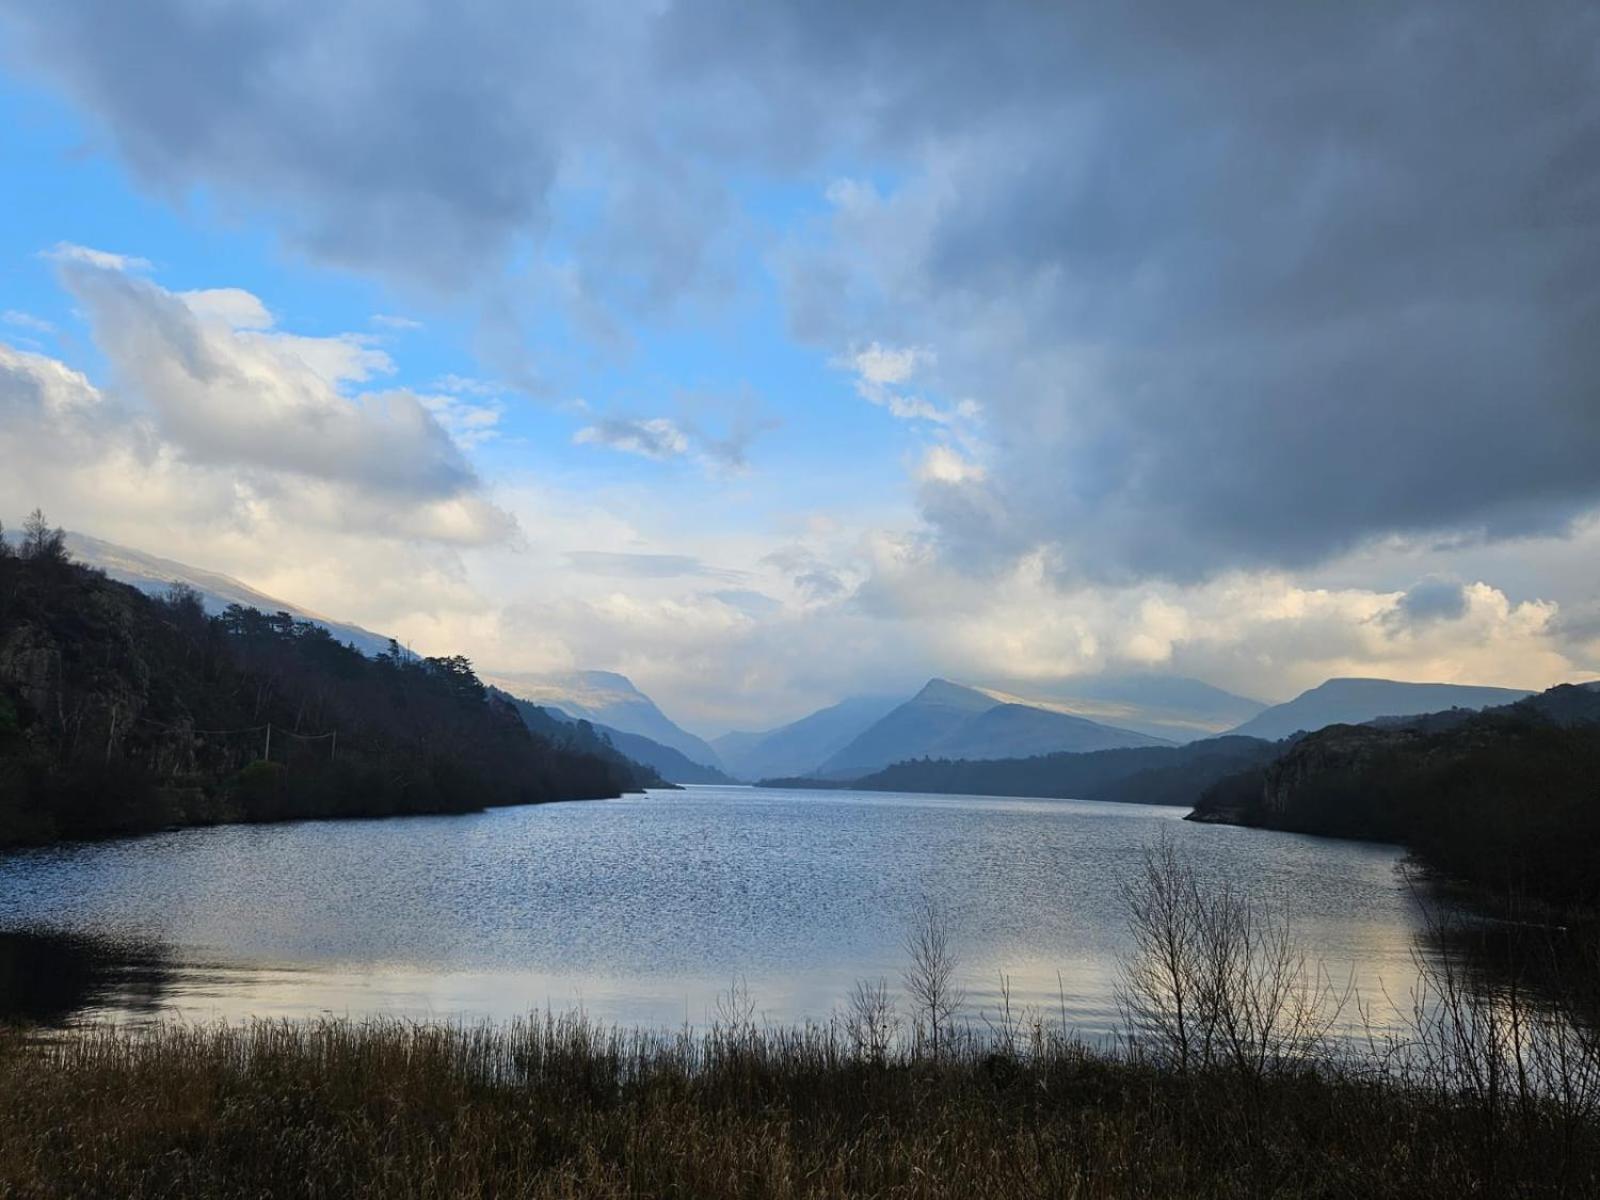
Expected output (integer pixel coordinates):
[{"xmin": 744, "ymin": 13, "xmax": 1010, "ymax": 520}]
[
  {"xmin": 561, "ymin": 719, "xmax": 734, "ymax": 785},
  {"xmin": 481, "ymin": 670, "xmax": 727, "ymax": 775},
  {"xmin": 813, "ymin": 679, "xmax": 1169, "ymax": 778},
  {"xmin": 717, "ymin": 674, "xmax": 1266, "ymax": 781},
  {"xmin": 488, "ymin": 690, "xmax": 730, "ymax": 785},
  {"xmin": 976, "ymin": 674, "xmax": 1267, "ymax": 743},
  {"xmin": 713, "ymin": 695, "xmax": 904, "ymax": 781},
  {"xmin": 833, "ymin": 734, "xmax": 1280, "ymax": 808},
  {"xmin": 53, "ymin": 532, "xmax": 1559, "ymax": 790},
  {"xmin": 1227, "ymin": 678, "xmax": 1534, "ymax": 742}
]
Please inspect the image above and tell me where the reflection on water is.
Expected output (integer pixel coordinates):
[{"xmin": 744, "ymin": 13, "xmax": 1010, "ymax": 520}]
[
  {"xmin": 0, "ymin": 930, "xmax": 173, "ymax": 1025},
  {"xmin": 0, "ymin": 786, "xmax": 1448, "ymax": 1034}
]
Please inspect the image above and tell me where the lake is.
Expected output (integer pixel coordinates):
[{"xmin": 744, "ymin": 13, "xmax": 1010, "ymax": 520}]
[{"xmin": 0, "ymin": 785, "xmax": 1439, "ymax": 1036}]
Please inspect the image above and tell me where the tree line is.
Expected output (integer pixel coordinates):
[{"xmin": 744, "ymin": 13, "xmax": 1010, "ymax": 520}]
[{"xmin": 0, "ymin": 510, "xmax": 655, "ymax": 846}]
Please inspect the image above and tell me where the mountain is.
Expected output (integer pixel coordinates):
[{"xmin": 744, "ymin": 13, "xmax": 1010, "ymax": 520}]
[
  {"xmin": 1002, "ymin": 674, "xmax": 1266, "ymax": 743},
  {"xmin": 61, "ymin": 533, "xmax": 395, "ymax": 657},
  {"xmin": 518, "ymin": 704, "xmax": 736, "ymax": 790},
  {"xmin": 816, "ymin": 679, "xmax": 1167, "ymax": 777},
  {"xmin": 830, "ymin": 734, "xmax": 1278, "ymax": 807},
  {"xmin": 591, "ymin": 726, "xmax": 734, "ymax": 784},
  {"xmin": 484, "ymin": 669, "xmax": 724, "ymax": 771},
  {"xmin": 712, "ymin": 695, "xmax": 904, "ymax": 781},
  {"xmin": 1229, "ymin": 677, "xmax": 1534, "ymax": 742},
  {"xmin": 717, "ymin": 674, "xmax": 1259, "ymax": 779},
  {"xmin": 488, "ymin": 691, "xmax": 670, "ymax": 790}
]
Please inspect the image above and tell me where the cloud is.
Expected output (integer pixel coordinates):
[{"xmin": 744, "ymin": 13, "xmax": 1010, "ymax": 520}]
[
  {"xmin": 847, "ymin": 343, "xmax": 927, "ymax": 388},
  {"xmin": 573, "ymin": 403, "xmax": 774, "ymax": 474},
  {"xmin": 7, "ymin": 0, "xmax": 1600, "ymax": 727},
  {"xmin": 2, "ymin": 310, "xmax": 55, "ymax": 335},
  {"xmin": 775, "ymin": 2, "xmax": 1600, "ymax": 582},
  {"xmin": 566, "ymin": 551, "xmax": 742, "ymax": 580},
  {"xmin": 418, "ymin": 391, "xmax": 503, "ymax": 448},
  {"xmin": 371, "ymin": 313, "xmax": 423, "ymax": 331},
  {"xmin": 56, "ymin": 263, "xmax": 498, "ymax": 510},
  {"xmin": 4, "ymin": 261, "xmax": 514, "ymax": 552},
  {"xmin": 709, "ymin": 588, "xmax": 783, "ymax": 618},
  {"xmin": 916, "ymin": 445, "xmax": 984, "ymax": 486},
  {"xmin": 1388, "ymin": 577, "xmax": 1470, "ymax": 628},
  {"xmin": 574, "ymin": 415, "xmax": 691, "ymax": 461},
  {"xmin": 20, "ymin": 2, "xmax": 1597, "ymax": 583},
  {"xmin": 177, "ymin": 287, "xmax": 274, "ymax": 330},
  {"xmin": 41, "ymin": 241, "xmax": 151, "ymax": 271},
  {"xmin": 834, "ymin": 341, "xmax": 978, "ymax": 426}
]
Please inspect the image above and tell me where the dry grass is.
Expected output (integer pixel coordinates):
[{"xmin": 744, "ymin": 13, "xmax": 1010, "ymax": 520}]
[{"xmin": 1, "ymin": 1008, "xmax": 1597, "ymax": 1199}]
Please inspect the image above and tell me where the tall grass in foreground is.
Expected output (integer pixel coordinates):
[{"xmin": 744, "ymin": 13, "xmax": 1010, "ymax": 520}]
[{"xmin": 3, "ymin": 844, "xmax": 1599, "ymax": 1198}]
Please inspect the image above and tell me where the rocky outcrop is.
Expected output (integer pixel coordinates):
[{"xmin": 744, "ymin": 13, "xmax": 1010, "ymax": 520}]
[{"xmin": 1260, "ymin": 724, "xmax": 1417, "ymax": 819}]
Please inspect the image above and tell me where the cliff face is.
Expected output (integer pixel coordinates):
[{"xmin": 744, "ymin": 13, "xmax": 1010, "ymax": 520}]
[{"xmin": 1260, "ymin": 725, "xmax": 1417, "ymax": 823}]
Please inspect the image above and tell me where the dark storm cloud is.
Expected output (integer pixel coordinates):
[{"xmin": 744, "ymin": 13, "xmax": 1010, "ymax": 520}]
[
  {"xmin": 1388, "ymin": 578, "xmax": 1470, "ymax": 628},
  {"xmin": 9, "ymin": 0, "xmax": 1599, "ymax": 577},
  {"xmin": 780, "ymin": 1, "xmax": 1600, "ymax": 580}
]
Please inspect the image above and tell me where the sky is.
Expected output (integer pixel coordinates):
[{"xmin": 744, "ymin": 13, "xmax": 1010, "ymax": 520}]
[{"xmin": 1, "ymin": 0, "xmax": 1597, "ymax": 735}]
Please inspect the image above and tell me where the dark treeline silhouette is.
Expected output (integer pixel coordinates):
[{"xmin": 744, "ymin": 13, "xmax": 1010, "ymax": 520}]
[
  {"xmin": 1192, "ymin": 684, "xmax": 1600, "ymax": 909},
  {"xmin": 760, "ymin": 736, "xmax": 1279, "ymax": 807},
  {"xmin": 0, "ymin": 511, "xmax": 658, "ymax": 847}
]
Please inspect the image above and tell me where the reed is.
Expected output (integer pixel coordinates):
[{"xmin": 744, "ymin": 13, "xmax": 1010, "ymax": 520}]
[{"xmin": 1, "ymin": 996, "xmax": 1597, "ymax": 1198}]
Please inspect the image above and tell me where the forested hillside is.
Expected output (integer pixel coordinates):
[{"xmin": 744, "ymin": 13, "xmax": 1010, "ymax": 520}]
[
  {"xmin": 766, "ymin": 735, "xmax": 1278, "ymax": 807},
  {"xmin": 1192, "ymin": 684, "xmax": 1600, "ymax": 907},
  {"xmin": 0, "ymin": 512, "xmax": 649, "ymax": 847}
]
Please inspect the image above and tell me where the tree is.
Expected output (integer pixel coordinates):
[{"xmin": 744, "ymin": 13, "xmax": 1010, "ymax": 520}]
[
  {"xmin": 158, "ymin": 582, "xmax": 209, "ymax": 642},
  {"xmin": 0, "ymin": 519, "xmax": 11, "ymax": 559},
  {"xmin": 20, "ymin": 509, "xmax": 66, "ymax": 563},
  {"xmin": 903, "ymin": 896, "xmax": 964, "ymax": 1058}
]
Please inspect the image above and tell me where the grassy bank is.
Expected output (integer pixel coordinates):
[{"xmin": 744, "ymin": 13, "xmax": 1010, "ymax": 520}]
[{"xmin": 3, "ymin": 1011, "xmax": 1599, "ymax": 1199}]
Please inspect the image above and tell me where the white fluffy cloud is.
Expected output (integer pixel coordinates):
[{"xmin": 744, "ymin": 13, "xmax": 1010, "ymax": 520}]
[{"xmin": 0, "ymin": 258, "xmax": 520, "ymax": 639}]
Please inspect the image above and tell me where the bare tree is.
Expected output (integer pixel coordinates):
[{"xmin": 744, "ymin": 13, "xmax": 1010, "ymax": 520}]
[
  {"xmin": 0, "ymin": 518, "xmax": 10, "ymax": 559},
  {"xmin": 1117, "ymin": 834, "xmax": 1345, "ymax": 1077},
  {"xmin": 1118, "ymin": 837, "xmax": 1211, "ymax": 1070},
  {"xmin": 712, "ymin": 976, "xmax": 758, "ymax": 1051},
  {"xmin": 903, "ymin": 896, "xmax": 964, "ymax": 1058},
  {"xmin": 844, "ymin": 977, "xmax": 899, "ymax": 1065}
]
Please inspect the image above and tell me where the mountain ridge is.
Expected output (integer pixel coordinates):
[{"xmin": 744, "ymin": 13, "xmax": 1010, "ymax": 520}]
[
  {"xmin": 484, "ymin": 670, "xmax": 725, "ymax": 771},
  {"xmin": 816, "ymin": 678, "xmax": 1167, "ymax": 777},
  {"xmin": 1229, "ymin": 677, "xmax": 1534, "ymax": 742},
  {"xmin": 712, "ymin": 694, "xmax": 905, "ymax": 782}
]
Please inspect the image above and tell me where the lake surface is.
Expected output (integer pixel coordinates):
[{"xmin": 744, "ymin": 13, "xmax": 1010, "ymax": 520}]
[{"xmin": 0, "ymin": 785, "xmax": 1439, "ymax": 1036}]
